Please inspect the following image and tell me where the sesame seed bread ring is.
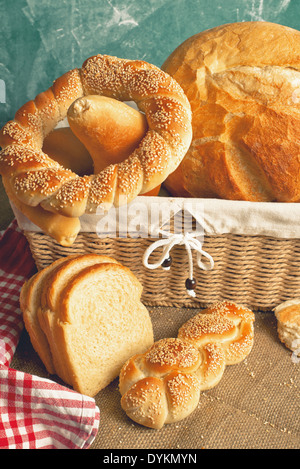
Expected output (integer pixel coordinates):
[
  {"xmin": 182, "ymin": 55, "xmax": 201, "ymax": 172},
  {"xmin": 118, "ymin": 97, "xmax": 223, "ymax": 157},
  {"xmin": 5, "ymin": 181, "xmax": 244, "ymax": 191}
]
[{"xmin": 0, "ymin": 54, "xmax": 192, "ymax": 227}]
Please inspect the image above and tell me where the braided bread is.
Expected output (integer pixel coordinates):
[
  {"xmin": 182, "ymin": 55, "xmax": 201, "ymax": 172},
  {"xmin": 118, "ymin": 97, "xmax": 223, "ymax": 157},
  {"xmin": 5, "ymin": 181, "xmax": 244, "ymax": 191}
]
[
  {"xmin": 178, "ymin": 300, "xmax": 255, "ymax": 365},
  {"xmin": 119, "ymin": 301, "xmax": 255, "ymax": 429},
  {"xmin": 0, "ymin": 55, "xmax": 192, "ymax": 239}
]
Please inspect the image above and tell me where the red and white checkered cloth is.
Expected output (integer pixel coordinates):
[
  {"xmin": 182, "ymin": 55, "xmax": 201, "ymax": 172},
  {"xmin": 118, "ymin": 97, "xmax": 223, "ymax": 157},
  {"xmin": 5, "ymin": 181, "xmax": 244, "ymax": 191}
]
[{"xmin": 0, "ymin": 220, "xmax": 100, "ymax": 449}]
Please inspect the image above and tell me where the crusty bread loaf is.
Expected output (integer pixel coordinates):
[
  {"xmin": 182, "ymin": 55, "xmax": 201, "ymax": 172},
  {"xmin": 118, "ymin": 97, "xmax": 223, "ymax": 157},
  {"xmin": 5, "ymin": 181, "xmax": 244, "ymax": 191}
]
[
  {"xmin": 274, "ymin": 299, "xmax": 300, "ymax": 352},
  {"xmin": 162, "ymin": 22, "xmax": 300, "ymax": 202},
  {"xmin": 0, "ymin": 54, "xmax": 192, "ymax": 244},
  {"xmin": 20, "ymin": 254, "xmax": 154, "ymax": 397},
  {"xmin": 119, "ymin": 301, "xmax": 255, "ymax": 429}
]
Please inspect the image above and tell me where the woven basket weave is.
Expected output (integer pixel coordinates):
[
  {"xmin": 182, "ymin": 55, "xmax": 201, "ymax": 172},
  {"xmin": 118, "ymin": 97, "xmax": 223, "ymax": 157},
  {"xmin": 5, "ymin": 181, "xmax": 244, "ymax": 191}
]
[{"xmin": 23, "ymin": 229, "xmax": 300, "ymax": 311}]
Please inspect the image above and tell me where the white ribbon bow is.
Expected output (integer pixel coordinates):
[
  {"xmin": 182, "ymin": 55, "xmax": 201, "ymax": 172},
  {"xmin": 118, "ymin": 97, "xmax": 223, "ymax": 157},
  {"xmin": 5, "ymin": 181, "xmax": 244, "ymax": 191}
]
[{"xmin": 142, "ymin": 230, "xmax": 214, "ymax": 297}]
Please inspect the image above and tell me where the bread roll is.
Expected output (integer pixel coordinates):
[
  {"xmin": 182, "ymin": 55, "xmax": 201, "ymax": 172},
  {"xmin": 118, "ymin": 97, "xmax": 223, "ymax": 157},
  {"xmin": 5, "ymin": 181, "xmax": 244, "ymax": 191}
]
[
  {"xmin": 274, "ymin": 299, "xmax": 300, "ymax": 352},
  {"xmin": 3, "ymin": 176, "xmax": 80, "ymax": 247},
  {"xmin": 42, "ymin": 127, "xmax": 93, "ymax": 176},
  {"xmin": 162, "ymin": 22, "xmax": 300, "ymax": 202},
  {"xmin": 67, "ymin": 95, "xmax": 148, "ymax": 174},
  {"xmin": 43, "ymin": 101, "xmax": 160, "ymax": 196}
]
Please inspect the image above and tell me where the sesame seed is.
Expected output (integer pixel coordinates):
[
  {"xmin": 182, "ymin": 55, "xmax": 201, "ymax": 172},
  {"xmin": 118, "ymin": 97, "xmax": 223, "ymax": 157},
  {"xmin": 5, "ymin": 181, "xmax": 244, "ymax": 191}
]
[{"xmin": 145, "ymin": 338, "xmax": 200, "ymax": 369}]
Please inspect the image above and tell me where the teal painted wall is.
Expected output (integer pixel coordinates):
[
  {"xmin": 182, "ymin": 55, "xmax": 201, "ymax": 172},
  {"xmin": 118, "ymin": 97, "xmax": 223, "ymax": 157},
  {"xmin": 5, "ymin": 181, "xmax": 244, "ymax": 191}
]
[{"xmin": 0, "ymin": 0, "xmax": 299, "ymax": 128}]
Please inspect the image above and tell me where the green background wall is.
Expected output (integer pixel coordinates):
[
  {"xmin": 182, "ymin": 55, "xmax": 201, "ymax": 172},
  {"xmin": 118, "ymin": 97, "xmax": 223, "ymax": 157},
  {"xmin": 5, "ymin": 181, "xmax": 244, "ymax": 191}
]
[{"xmin": 0, "ymin": 0, "xmax": 299, "ymax": 129}]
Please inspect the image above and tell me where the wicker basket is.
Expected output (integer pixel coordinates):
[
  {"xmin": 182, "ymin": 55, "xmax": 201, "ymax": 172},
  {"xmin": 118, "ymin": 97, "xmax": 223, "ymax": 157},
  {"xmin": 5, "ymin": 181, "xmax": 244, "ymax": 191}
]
[
  {"xmin": 23, "ymin": 228, "xmax": 300, "ymax": 311},
  {"xmin": 10, "ymin": 194, "xmax": 300, "ymax": 311}
]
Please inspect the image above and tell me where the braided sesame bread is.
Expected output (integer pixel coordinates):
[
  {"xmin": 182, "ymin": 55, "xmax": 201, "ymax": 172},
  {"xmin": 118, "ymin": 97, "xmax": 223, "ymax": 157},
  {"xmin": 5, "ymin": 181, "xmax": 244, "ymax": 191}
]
[
  {"xmin": 178, "ymin": 300, "xmax": 255, "ymax": 365},
  {"xmin": 119, "ymin": 337, "xmax": 225, "ymax": 429},
  {"xmin": 119, "ymin": 301, "xmax": 255, "ymax": 429},
  {"xmin": 0, "ymin": 54, "xmax": 192, "ymax": 244}
]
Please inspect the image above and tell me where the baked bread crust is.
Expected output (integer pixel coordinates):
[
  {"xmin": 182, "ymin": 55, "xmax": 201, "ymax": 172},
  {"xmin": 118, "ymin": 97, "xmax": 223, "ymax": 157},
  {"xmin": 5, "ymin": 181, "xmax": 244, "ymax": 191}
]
[
  {"xmin": 162, "ymin": 22, "xmax": 300, "ymax": 202},
  {"xmin": 0, "ymin": 55, "xmax": 192, "ymax": 228}
]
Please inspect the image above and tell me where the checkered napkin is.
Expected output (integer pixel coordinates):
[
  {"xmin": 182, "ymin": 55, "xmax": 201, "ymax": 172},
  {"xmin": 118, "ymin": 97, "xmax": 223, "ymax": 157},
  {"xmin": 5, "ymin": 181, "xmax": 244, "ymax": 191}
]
[{"xmin": 0, "ymin": 220, "xmax": 100, "ymax": 449}]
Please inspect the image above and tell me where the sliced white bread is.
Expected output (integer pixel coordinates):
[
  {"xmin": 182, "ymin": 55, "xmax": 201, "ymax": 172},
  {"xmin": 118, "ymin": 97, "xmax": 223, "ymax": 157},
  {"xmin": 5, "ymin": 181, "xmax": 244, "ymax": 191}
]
[
  {"xmin": 52, "ymin": 262, "xmax": 154, "ymax": 396},
  {"xmin": 20, "ymin": 256, "xmax": 73, "ymax": 374},
  {"xmin": 38, "ymin": 254, "xmax": 120, "ymax": 384}
]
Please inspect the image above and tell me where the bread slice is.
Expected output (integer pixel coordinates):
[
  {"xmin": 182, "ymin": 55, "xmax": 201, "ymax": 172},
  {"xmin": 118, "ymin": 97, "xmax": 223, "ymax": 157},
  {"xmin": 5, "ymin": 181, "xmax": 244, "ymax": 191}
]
[
  {"xmin": 20, "ymin": 256, "xmax": 73, "ymax": 374},
  {"xmin": 51, "ymin": 262, "xmax": 154, "ymax": 396},
  {"xmin": 38, "ymin": 254, "xmax": 120, "ymax": 384}
]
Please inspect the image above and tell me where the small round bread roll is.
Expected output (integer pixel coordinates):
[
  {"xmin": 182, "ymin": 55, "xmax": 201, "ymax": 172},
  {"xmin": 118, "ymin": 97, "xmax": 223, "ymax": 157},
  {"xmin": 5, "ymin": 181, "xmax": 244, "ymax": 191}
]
[{"xmin": 274, "ymin": 299, "xmax": 300, "ymax": 352}]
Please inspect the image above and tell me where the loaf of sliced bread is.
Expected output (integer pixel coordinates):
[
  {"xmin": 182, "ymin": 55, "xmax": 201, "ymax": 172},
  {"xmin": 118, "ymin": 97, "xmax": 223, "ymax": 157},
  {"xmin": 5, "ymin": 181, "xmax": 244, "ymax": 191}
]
[
  {"xmin": 55, "ymin": 262, "xmax": 153, "ymax": 396},
  {"xmin": 38, "ymin": 254, "xmax": 120, "ymax": 384},
  {"xmin": 20, "ymin": 254, "xmax": 154, "ymax": 397},
  {"xmin": 20, "ymin": 256, "xmax": 73, "ymax": 374}
]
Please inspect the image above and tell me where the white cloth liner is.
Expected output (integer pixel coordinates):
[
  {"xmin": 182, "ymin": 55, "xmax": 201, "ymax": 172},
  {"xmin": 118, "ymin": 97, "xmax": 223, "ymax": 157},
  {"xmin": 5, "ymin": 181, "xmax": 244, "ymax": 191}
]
[{"xmin": 11, "ymin": 195, "xmax": 300, "ymax": 240}]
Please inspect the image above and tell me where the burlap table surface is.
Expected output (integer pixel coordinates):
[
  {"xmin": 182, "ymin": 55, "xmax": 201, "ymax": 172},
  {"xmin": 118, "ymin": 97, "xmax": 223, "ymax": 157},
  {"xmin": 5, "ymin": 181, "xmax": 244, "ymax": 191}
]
[{"xmin": 11, "ymin": 306, "xmax": 299, "ymax": 450}]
